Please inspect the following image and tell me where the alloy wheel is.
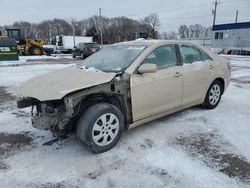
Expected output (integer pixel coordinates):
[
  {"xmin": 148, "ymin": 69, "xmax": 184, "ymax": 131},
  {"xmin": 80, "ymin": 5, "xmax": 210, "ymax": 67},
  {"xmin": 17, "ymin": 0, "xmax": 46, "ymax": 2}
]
[
  {"xmin": 92, "ymin": 113, "xmax": 119, "ymax": 146},
  {"xmin": 209, "ymin": 84, "xmax": 221, "ymax": 105}
]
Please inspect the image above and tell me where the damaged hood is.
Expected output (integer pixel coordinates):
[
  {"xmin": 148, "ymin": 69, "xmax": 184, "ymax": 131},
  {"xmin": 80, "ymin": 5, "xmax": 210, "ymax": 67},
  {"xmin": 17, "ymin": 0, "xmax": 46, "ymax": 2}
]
[{"xmin": 17, "ymin": 66, "xmax": 116, "ymax": 101}]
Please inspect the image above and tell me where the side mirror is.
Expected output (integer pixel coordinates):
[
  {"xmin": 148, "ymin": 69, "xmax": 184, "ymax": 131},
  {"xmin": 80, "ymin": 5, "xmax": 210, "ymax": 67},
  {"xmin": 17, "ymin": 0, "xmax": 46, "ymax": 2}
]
[{"xmin": 138, "ymin": 63, "xmax": 157, "ymax": 74}]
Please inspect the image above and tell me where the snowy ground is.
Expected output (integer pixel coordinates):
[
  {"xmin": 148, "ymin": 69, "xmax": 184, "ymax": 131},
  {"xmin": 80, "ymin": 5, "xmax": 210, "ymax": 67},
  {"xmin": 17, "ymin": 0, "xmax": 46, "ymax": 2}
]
[
  {"xmin": 0, "ymin": 54, "xmax": 80, "ymax": 67},
  {"xmin": 0, "ymin": 55, "xmax": 250, "ymax": 188}
]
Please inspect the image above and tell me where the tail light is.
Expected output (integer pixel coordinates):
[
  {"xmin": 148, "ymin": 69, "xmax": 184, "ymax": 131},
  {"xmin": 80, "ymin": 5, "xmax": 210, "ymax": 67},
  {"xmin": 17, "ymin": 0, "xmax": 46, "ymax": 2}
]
[{"xmin": 85, "ymin": 47, "xmax": 91, "ymax": 52}]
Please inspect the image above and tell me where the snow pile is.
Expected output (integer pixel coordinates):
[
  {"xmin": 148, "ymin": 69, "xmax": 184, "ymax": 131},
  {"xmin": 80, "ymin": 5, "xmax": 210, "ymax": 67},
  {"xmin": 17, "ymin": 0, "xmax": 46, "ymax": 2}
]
[{"xmin": 0, "ymin": 54, "xmax": 73, "ymax": 67}]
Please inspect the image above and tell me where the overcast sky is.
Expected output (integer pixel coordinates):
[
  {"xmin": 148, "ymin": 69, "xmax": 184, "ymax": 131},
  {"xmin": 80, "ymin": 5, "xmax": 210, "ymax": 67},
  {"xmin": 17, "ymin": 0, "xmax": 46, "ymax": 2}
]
[{"xmin": 0, "ymin": 0, "xmax": 249, "ymax": 31}]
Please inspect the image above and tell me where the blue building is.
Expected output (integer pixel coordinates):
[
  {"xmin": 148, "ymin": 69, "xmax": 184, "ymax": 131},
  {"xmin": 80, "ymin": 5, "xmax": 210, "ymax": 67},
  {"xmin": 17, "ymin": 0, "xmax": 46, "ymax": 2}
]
[{"xmin": 211, "ymin": 22, "xmax": 250, "ymax": 52}]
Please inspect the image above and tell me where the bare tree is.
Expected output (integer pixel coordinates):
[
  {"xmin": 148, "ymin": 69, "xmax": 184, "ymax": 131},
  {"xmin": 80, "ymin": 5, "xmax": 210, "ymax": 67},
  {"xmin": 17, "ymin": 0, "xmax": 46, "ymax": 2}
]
[
  {"xmin": 143, "ymin": 14, "xmax": 161, "ymax": 39},
  {"xmin": 178, "ymin": 24, "xmax": 211, "ymax": 39},
  {"xmin": 161, "ymin": 31, "xmax": 178, "ymax": 40},
  {"xmin": 12, "ymin": 21, "xmax": 36, "ymax": 39},
  {"xmin": 178, "ymin": 25, "xmax": 188, "ymax": 38},
  {"xmin": 202, "ymin": 26, "xmax": 212, "ymax": 37},
  {"xmin": 36, "ymin": 19, "xmax": 73, "ymax": 43},
  {"xmin": 105, "ymin": 17, "xmax": 142, "ymax": 43},
  {"xmin": 1, "ymin": 15, "xmax": 213, "ymax": 45},
  {"xmin": 51, "ymin": 18, "xmax": 72, "ymax": 36},
  {"xmin": 37, "ymin": 20, "xmax": 53, "ymax": 42}
]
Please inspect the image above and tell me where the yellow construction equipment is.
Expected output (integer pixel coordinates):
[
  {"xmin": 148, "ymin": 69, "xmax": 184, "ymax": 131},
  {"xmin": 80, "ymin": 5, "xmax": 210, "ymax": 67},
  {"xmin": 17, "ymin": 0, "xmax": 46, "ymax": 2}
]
[{"xmin": 5, "ymin": 29, "xmax": 46, "ymax": 55}]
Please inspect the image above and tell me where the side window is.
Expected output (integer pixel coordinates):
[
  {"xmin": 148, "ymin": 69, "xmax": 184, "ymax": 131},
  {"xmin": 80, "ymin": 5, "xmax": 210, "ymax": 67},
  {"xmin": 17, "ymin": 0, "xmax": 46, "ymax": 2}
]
[
  {"xmin": 179, "ymin": 45, "xmax": 202, "ymax": 64},
  {"xmin": 215, "ymin": 32, "xmax": 223, "ymax": 39},
  {"xmin": 200, "ymin": 50, "xmax": 212, "ymax": 61},
  {"xmin": 142, "ymin": 45, "xmax": 177, "ymax": 69}
]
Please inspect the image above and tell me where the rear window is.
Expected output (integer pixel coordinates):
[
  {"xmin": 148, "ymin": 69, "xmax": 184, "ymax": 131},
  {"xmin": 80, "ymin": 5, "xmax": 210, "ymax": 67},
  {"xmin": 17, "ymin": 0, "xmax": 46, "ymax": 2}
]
[
  {"xmin": 77, "ymin": 43, "xmax": 85, "ymax": 48},
  {"xmin": 85, "ymin": 43, "xmax": 99, "ymax": 48}
]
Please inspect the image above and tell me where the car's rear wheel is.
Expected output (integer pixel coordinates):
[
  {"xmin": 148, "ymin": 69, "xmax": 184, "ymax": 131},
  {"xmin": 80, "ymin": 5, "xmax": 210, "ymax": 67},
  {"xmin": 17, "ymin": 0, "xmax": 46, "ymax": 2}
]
[
  {"xmin": 81, "ymin": 52, "xmax": 85, "ymax": 59},
  {"xmin": 202, "ymin": 80, "xmax": 222, "ymax": 109},
  {"xmin": 77, "ymin": 103, "xmax": 124, "ymax": 153}
]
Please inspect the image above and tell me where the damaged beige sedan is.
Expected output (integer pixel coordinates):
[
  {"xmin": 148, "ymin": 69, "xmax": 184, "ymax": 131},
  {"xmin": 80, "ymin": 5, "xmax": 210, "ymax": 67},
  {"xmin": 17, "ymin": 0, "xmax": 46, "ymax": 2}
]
[{"xmin": 17, "ymin": 40, "xmax": 231, "ymax": 153}]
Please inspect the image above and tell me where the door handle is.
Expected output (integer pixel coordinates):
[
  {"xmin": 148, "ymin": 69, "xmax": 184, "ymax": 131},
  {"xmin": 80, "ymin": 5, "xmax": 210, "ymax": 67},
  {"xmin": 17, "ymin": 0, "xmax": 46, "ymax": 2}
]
[
  {"xmin": 173, "ymin": 72, "xmax": 182, "ymax": 77},
  {"xmin": 209, "ymin": 65, "xmax": 215, "ymax": 69}
]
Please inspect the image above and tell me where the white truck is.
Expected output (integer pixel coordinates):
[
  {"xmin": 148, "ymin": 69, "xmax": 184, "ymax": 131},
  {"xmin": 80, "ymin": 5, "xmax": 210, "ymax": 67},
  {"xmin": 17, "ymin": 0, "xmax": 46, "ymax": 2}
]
[{"xmin": 56, "ymin": 35, "xmax": 93, "ymax": 54}]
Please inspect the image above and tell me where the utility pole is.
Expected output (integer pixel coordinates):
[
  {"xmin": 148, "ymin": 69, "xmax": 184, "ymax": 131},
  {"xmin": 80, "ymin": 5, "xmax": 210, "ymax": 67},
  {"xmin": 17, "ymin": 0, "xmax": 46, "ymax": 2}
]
[
  {"xmin": 235, "ymin": 9, "xmax": 238, "ymax": 23},
  {"xmin": 212, "ymin": 0, "xmax": 220, "ymax": 26},
  {"xmin": 73, "ymin": 22, "xmax": 76, "ymax": 47},
  {"xmin": 99, "ymin": 8, "xmax": 103, "ymax": 47}
]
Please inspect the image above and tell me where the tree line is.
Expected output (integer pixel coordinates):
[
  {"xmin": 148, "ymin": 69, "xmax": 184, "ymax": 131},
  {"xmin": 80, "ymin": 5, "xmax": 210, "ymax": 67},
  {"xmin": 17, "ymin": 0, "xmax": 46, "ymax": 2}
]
[{"xmin": 0, "ymin": 14, "xmax": 212, "ymax": 44}]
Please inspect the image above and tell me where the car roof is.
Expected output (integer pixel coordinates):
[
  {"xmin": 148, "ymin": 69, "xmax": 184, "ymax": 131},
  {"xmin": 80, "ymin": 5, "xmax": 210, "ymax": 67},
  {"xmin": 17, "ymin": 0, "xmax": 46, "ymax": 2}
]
[
  {"xmin": 123, "ymin": 39, "xmax": 219, "ymax": 74},
  {"xmin": 78, "ymin": 42, "xmax": 97, "ymax": 45},
  {"xmin": 115, "ymin": 39, "xmax": 201, "ymax": 47}
]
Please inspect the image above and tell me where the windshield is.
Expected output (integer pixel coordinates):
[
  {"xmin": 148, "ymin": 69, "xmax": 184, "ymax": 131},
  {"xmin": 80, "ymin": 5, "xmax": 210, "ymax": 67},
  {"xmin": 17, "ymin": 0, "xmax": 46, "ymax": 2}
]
[{"xmin": 77, "ymin": 45, "xmax": 147, "ymax": 73}]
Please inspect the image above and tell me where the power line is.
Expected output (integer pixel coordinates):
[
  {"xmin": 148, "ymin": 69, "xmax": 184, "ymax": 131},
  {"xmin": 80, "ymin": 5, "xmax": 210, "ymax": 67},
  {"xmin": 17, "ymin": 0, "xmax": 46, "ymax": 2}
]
[
  {"xmin": 101, "ymin": 8, "xmax": 127, "ymax": 17},
  {"xmin": 102, "ymin": 2, "xmax": 213, "ymax": 18},
  {"xmin": 103, "ymin": 8, "xmax": 212, "ymax": 21},
  {"xmin": 160, "ymin": 14, "xmax": 212, "ymax": 20}
]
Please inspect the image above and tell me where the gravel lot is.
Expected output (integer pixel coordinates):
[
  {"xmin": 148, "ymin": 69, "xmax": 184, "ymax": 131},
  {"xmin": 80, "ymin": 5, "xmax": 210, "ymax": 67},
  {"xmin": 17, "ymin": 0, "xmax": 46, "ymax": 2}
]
[{"xmin": 0, "ymin": 55, "xmax": 250, "ymax": 188}]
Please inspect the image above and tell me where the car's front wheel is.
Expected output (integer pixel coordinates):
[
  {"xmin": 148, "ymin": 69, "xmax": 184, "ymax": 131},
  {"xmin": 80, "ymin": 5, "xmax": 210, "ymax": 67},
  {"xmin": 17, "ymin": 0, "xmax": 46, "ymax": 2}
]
[
  {"xmin": 202, "ymin": 80, "xmax": 222, "ymax": 109},
  {"xmin": 77, "ymin": 103, "xmax": 124, "ymax": 153}
]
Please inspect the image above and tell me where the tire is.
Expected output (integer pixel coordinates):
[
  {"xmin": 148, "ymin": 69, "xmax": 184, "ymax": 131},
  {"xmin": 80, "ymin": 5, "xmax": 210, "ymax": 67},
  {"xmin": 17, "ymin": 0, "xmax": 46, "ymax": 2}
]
[
  {"xmin": 202, "ymin": 80, "xmax": 222, "ymax": 109},
  {"xmin": 29, "ymin": 46, "xmax": 43, "ymax": 55},
  {"xmin": 77, "ymin": 103, "xmax": 124, "ymax": 153},
  {"xmin": 81, "ymin": 52, "xmax": 85, "ymax": 59},
  {"xmin": 72, "ymin": 53, "xmax": 76, "ymax": 58}
]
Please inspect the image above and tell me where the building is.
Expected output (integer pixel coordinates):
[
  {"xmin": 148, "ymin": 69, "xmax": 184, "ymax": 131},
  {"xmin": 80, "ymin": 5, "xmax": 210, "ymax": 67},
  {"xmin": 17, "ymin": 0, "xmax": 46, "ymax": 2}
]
[
  {"xmin": 211, "ymin": 22, "xmax": 250, "ymax": 52},
  {"xmin": 181, "ymin": 37, "xmax": 211, "ymax": 48}
]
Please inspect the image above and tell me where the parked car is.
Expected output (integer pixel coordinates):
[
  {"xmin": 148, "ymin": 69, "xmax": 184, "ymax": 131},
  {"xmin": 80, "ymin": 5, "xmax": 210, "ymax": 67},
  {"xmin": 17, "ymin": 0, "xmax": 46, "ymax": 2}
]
[
  {"xmin": 55, "ymin": 35, "xmax": 93, "ymax": 54},
  {"xmin": 43, "ymin": 45, "xmax": 56, "ymax": 55},
  {"xmin": 17, "ymin": 40, "xmax": 231, "ymax": 153},
  {"xmin": 72, "ymin": 42, "xmax": 100, "ymax": 59}
]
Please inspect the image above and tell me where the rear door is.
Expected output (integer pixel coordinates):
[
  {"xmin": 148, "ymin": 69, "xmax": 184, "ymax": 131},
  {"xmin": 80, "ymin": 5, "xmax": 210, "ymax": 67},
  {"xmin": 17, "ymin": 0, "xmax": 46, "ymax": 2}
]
[
  {"xmin": 179, "ymin": 44, "xmax": 215, "ymax": 105},
  {"xmin": 130, "ymin": 44, "xmax": 183, "ymax": 121}
]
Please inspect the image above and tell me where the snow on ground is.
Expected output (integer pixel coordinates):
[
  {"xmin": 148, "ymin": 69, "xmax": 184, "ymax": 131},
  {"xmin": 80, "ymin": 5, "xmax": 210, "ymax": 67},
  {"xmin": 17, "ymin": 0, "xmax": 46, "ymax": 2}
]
[
  {"xmin": 0, "ymin": 56, "xmax": 250, "ymax": 187},
  {"xmin": 0, "ymin": 54, "xmax": 74, "ymax": 67}
]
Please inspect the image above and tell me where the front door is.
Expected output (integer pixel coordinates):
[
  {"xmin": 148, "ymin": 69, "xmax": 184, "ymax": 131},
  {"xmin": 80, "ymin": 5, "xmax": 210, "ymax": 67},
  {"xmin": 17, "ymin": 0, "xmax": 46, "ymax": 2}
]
[{"xmin": 130, "ymin": 44, "xmax": 183, "ymax": 122}]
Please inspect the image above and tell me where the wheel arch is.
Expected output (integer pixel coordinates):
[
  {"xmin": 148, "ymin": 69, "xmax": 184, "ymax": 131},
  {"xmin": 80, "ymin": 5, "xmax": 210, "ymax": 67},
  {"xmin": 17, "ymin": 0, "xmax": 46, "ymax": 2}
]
[
  {"xmin": 213, "ymin": 77, "xmax": 225, "ymax": 94},
  {"xmin": 76, "ymin": 92, "xmax": 128, "ymax": 130},
  {"xmin": 201, "ymin": 77, "xmax": 224, "ymax": 109}
]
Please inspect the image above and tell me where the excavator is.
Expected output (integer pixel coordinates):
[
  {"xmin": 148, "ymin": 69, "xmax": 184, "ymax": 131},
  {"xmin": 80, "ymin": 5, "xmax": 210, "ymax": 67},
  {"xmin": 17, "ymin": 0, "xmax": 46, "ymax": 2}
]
[{"xmin": 4, "ymin": 29, "xmax": 46, "ymax": 55}]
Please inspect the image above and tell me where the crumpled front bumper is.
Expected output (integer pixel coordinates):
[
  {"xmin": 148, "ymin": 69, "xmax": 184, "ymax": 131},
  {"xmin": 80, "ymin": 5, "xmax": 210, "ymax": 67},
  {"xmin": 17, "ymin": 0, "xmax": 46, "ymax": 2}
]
[
  {"xmin": 17, "ymin": 97, "xmax": 39, "ymax": 108},
  {"xmin": 17, "ymin": 97, "xmax": 71, "ymax": 131},
  {"xmin": 31, "ymin": 115, "xmax": 69, "ymax": 130}
]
